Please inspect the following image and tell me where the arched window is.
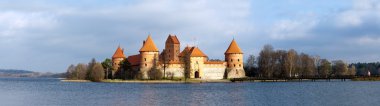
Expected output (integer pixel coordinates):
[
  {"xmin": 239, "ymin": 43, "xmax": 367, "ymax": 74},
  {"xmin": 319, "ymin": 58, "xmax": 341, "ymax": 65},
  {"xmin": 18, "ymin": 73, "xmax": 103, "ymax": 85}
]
[
  {"xmin": 239, "ymin": 64, "xmax": 241, "ymax": 67},
  {"xmin": 234, "ymin": 64, "xmax": 236, "ymax": 67},
  {"xmin": 144, "ymin": 58, "xmax": 146, "ymax": 61},
  {"xmin": 238, "ymin": 59, "xmax": 240, "ymax": 62}
]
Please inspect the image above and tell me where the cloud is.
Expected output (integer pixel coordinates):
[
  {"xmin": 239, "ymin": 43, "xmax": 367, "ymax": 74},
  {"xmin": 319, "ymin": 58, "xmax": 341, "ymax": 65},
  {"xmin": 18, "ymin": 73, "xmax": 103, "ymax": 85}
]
[
  {"xmin": 0, "ymin": 0, "xmax": 254, "ymax": 72},
  {"xmin": 269, "ymin": 14, "xmax": 318, "ymax": 40}
]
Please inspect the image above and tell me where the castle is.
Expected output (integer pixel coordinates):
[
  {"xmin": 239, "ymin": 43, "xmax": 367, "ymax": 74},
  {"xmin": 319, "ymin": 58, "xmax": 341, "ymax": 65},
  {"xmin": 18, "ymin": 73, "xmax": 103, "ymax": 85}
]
[{"xmin": 111, "ymin": 34, "xmax": 245, "ymax": 79}]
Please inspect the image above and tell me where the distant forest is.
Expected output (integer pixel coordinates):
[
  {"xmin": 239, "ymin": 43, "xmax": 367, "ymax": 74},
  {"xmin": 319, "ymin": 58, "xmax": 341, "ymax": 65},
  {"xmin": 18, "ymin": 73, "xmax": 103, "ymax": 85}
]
[{"xmin": 244, "ymin": 44, "xmax": 378, "ymax": 78}]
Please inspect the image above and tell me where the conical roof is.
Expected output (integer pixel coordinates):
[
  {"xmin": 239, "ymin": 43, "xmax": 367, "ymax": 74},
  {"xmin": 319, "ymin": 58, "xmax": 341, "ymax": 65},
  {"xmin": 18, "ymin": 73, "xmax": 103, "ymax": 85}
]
[
  {"xmin": 139, "ymin": 35, "xmax": 159, "ymax": 52},
  {"xmin": 189, "ymin": 47, "xmax": 207, "ymax": 57},
  {"xmin": 225, "ymin": 39, "xmax": 243, "ymax": 54},
  {"xmin": 112, "ymin": 46, "xmax": 126, "ymax": 58}
]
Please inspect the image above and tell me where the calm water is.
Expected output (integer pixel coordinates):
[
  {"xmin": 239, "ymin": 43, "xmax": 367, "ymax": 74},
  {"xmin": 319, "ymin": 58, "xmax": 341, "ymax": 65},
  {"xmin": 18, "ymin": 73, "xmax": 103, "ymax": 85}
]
[{"xmin": 0, "ymin": 78, "xmax": 380, "ymax": 106}]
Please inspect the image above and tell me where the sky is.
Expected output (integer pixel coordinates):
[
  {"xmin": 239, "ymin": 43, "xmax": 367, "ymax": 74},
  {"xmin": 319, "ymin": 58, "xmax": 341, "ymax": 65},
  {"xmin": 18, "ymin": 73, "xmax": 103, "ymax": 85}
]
[{"xmin": 1, "ymin": 0, "xmax": 380, "ymax": 72}]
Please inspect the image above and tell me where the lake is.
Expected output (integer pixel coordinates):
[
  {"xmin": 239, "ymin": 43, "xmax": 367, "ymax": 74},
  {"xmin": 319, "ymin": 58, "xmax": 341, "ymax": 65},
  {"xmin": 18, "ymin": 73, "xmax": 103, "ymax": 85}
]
[{"xmin": 0, "ymin": 78, "xmax": 379, "ymax": 106}]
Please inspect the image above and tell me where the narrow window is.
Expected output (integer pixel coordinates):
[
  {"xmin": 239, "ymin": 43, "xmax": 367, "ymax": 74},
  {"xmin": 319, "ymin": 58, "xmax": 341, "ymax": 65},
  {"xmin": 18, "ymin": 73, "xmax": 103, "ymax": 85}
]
[
  {"xmin": 239, "ymin": 64, "xmax": 241, "ymax": 67},
  {"xmin": 234, "ymin": 64, "xmax": 236, "ymax": 67},
  {"xmin": 231, "ymin": 59, "xmax": 233, "ymax": 62},
  {"xmin": 145, "ymin": 64, "xmax": 147, "ymax": 66},
  {"xmin": 144, "ymin": 58, "xmax": 146, "ymax": 61},
  {"xmin": 238, "ymin": 59, "xmax": 240, "ymax": 62}
]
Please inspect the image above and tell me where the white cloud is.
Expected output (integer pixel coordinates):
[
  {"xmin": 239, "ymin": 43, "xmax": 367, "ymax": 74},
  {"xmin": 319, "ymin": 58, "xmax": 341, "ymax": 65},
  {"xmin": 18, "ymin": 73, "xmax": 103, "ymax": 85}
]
[
  {"xmin": 336, "ymin": 0, "xmax": 380, "ymax": 27},
  {"xmin": 269, "ymin": 14, "xmax": 318, "ymax": 40},
  {"xmin": 355, "ymin": 36, "xmax": 380, "ymax": 45},
  {"xmin": 0, "ymin": 11, "xmax": 57, "ymax": 38}
]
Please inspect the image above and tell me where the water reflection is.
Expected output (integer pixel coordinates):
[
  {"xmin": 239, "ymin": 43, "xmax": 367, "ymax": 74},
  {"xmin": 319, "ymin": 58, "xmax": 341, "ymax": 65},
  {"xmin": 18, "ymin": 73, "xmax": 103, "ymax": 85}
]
[{"xmin": 1, "ymin": 78, "xmax": 380, "ymax": 106}]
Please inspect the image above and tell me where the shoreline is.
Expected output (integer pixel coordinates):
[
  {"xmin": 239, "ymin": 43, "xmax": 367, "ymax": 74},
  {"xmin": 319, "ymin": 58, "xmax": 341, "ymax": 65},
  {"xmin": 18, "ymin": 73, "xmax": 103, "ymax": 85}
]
[
  {"xmin": 61, "ymin": 77, "xmax": 380, "ymax": 83},
  {"xmin": 61, "ymin": 79, "xmax": 232, "ymax": 83}
]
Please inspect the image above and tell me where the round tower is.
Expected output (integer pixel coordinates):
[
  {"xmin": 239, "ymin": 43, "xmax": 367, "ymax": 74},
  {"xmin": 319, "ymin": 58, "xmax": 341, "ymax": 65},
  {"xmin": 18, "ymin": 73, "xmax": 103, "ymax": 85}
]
[
  {"xmin": 112, "ymin": 46, "xmax": 126, "ymax": 77},
  {"xmin": 139, "ymin": 35, "xmax": 159, "ymax": 79},
  {"xmin": 225, "ymin": 39, "xmax": 245, "ymax": 78}
]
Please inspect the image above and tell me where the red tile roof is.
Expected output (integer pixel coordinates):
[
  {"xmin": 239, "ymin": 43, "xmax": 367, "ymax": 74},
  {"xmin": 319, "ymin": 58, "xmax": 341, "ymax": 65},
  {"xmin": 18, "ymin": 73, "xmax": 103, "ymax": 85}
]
[
  {"xmin": 166, "ymin": 34, "xmax": 180, "ymax": 44},
  {"xmin": 127, "ymin": 54, "xmax": 141, "ymax": 66},
  {"xmin": 225, "ymin": 39, "xmax": 243, "ymax": 54},
  {"xmin": 189, "ymin": 47, "xmax": 207, "ymax": 57},
  {"xmin": 139, "ymin": 35, "xmax": 159, "ymax": 52},
  {"xmin": 112, "ymin": 46, "xmax": 126, "ymax": 58},
  {"xmin": 179, "ymin": 46, "xmax": 191, "ymax": 57}
]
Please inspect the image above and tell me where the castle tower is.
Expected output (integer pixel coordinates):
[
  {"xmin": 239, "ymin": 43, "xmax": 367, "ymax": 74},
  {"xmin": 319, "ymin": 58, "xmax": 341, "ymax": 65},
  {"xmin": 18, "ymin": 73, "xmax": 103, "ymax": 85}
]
[
  {"xmin": 188, "ymin": 47, "xmax": 208, "ymax": 79},
  {"xmin": 112, "ymin": 46, "xmax": 126, "ymax": 75},
  {"xmin": 164, "ymin": 34, "xmax": 180, "ymax": 62},
  {"xmin": 225, "ymin": 39, "xmax": 246, "ymax": 78},
  {"xmin": 139, "ymin": 35, "xmax": 159, "ymax": 79}
]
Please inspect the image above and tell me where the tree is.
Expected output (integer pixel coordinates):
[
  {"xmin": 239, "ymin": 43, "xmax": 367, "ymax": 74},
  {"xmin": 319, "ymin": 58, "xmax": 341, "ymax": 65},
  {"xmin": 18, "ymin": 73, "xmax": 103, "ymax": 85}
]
[
  {"xmin": 75, "ymin": 63, "xmax": 88, "ymax": 80},
  {"xmin": 101, "ymin": 58, "xmax": 113, "ymax": 79},
  {"xmin": 285, "ymin": 49, "xmax": 297, "ymax": 78},
  {"xmin": 244, "ymin": 54, "xmax": 256, "ymax": 77},
  {"xmin": 148, "ymin": 64, "xmax": 163, "ymax": 80},
  {"xmin": 66, "ymin": 64, "xmax": 76, "ymax": 79},
  {"xmin": 87, "ymin": 58, "xmax": 97, "ymax": 80},
  {"xmin": 258, "ymin": 44, "xmax": 274, "ymax": 78},
  {"xmin": 319, "ymin": 59, "xmax": 331, "ymax": 78},
  {"xmin": 89, "ymin": 63, "xmax": 105, "ymax": 82},
  {"xmin": 348, "ymin": 65, "xmax": 356, "ymax": 76},
  {"xmin": 332, "ymin": 60, "xmax": 348, "ymax": 76},
  {"xmin": 300, "ymin": 53, "xmax": 315, "ymax": 77},
  {"xmin": 119, "ymin": 59, "xmax": 134, "ymax": 79}
]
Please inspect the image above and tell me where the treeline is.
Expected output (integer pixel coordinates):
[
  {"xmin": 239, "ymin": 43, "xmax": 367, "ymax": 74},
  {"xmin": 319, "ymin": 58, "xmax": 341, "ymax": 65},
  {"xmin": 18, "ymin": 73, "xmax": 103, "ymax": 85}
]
[
  {"xmin": 350, "ymin": 62, "xmax": 380, "ymax": 76},
  {"xmin": 66, "ymin": 58, "xmax": 137, "ymax": 81},
  {"xmin": 66, "ymin": 58, "xmax": 106, "ymax": 82},
  {"xmin": 244, "ymin": 45, "xmax": 356, "ymax": 78}
]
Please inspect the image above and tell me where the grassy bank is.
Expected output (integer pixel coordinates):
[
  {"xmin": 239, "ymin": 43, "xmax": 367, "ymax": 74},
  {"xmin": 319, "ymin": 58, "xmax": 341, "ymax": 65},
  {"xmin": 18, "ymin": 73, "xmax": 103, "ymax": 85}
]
[
  {"xmin": 61, "ymin": 79, "xmax": 231, "ymax": 83},
  {"xmin": 352, "ymin": 77, "xmax": 380, "ymax": 81}
]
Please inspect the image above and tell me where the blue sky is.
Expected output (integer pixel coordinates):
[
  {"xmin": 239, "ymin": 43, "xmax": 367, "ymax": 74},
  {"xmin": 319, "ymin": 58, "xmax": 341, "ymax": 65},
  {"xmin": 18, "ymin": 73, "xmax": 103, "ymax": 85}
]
[{"xmin": 1, "ymin": 0, "xmax": 380, "ymax": 72}]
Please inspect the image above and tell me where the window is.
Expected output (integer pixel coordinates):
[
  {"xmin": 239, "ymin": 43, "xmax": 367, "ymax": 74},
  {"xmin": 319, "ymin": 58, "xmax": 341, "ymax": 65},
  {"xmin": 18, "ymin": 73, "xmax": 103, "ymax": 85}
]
[
  {"xmin": 239, "ymin": 64, "xmax": 241, "ymax": 67},
  {"xmin": 231, "ymin": 59, "xmax": 233, "ymax": 62},
  {"xmin": 238, "ymin": 59, "xmax": 240, "ymax": 62},
  {"xmin": 234, "ymin": 64, "xmax": 236, "ymax": 67},
  {"xmin": 144, "ymin": 58, "xmax": 146, "ymax": 61},
  {"xmin": 145, "ymin": 64, "xmax": 147, "ymax": 66}
]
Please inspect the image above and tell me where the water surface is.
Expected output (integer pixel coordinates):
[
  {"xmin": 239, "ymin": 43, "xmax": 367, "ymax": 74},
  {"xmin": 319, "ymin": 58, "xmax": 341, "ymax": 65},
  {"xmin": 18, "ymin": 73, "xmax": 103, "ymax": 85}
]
[{"xmin": 0, "ymin": 78, "xmax": 379, "ymax": 106}]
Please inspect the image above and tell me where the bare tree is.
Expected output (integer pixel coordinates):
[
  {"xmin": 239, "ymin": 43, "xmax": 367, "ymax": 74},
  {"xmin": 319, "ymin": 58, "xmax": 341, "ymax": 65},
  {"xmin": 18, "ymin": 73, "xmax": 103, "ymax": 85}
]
[
  {"xmin": 89, "ymin": 63, "xmax": 105, "ymax": 82},
  {"xmin": 285, "ymin": 49, "xmax": 297, "ymax": 78},
  {"xmin": 258, "ymin": 44, "xmax": 274, "ymax": 78},
  {"xmin": 76, "ymin": 63, "xmax": 88, "ymax": 80},
  {"xmin": 319, "ymin": 59, "xmax": 331, "ymax": 78},
  {"xmin": 332, "ymin": 60, "xmax": 348, "ymax": 76},
  {"xmin": 66, "ymin": 64, "xmax": 76, "ymax": 79},
  {"xmin": 348, "ymin": 65, "xmax": 356, "ymax": 76}
]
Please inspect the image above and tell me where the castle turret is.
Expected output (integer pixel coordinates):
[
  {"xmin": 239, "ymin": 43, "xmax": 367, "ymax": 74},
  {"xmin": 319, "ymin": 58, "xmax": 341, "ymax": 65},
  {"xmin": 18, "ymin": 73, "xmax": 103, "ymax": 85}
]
[
  {"xmin": 112, "ymin": 46, "xmax": 126, "ymax": 75},
  {"xmin": 225, "ymin": 39, "xmax": 245, "ymax": 78},
  {"xmin": 139, "ymin": 35, "xmax": 159, "ymax": 79},
  {"xmin": 164, "ymin": 34, "xmax": 180, "ymax": 62}
]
